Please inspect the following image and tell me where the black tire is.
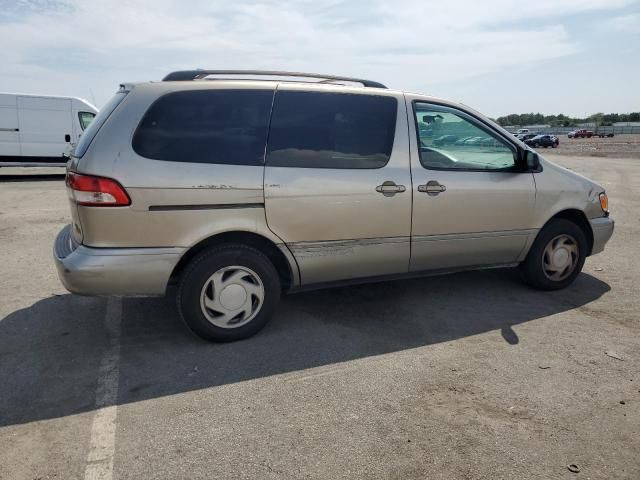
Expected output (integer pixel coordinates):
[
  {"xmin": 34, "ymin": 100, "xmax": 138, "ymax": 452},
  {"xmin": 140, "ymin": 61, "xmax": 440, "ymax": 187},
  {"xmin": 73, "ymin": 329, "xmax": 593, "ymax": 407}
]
[
  {"xmin": 520, "ymin": 219, "xmax": 588, "ymax": 290},
  {"xmin": 177, "ymin": 244, "xmax": 281, "ymax": 342}
]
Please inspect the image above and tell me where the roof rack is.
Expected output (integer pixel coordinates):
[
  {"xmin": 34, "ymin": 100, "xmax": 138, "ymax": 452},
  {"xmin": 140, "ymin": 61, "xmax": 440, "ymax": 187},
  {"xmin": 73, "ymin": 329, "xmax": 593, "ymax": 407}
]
[{"xmin": 162, "ymin": 70, "xmax": 387, "ymax": 89}]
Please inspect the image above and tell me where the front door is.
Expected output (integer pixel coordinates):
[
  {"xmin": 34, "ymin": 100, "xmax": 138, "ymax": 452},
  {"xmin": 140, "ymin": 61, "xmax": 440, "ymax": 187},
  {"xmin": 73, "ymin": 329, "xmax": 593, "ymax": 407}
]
[
  {"xmin": 264, "ymin": 86, "xmax": 412, "ymax": 285},
  {"xmin": 408, "ymin": 99, "xmax": 536, "ymax": 272}
]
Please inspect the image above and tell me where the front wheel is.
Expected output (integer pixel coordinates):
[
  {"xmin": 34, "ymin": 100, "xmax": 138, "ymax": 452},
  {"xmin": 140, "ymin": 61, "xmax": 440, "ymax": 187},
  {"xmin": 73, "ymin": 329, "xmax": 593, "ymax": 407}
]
[
  {"xmin": 520, "ymin": 219, "xmax": 587, "ymax": 290},
  {"xmin": 177, "ymin": 244, "xmax": 281, "ymax": 341}
]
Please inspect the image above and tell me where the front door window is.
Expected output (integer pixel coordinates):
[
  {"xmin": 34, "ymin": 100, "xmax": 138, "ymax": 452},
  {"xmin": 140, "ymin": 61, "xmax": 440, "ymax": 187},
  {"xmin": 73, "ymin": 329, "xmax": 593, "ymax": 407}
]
[{"xmin": 414, "ymin": 105, "xmax": 516, "ymax": 171}]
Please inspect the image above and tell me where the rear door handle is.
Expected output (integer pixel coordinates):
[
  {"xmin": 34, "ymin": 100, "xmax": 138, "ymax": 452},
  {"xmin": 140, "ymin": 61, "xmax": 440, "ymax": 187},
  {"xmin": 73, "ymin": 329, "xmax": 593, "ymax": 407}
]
[
  {"xmin": 376, "ymin": 181, "xmax": 406, "ymax": 197},
  {"xmin": 418, "ymin": 181, "xmax": 446, "ymax": 196}
]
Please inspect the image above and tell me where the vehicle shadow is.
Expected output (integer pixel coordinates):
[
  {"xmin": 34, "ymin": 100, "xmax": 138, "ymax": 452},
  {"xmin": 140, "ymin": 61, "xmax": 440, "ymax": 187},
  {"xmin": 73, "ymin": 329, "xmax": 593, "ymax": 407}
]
[{"xmin": 0, "ymin": 269, "xmax": 610, "ymax": 427}]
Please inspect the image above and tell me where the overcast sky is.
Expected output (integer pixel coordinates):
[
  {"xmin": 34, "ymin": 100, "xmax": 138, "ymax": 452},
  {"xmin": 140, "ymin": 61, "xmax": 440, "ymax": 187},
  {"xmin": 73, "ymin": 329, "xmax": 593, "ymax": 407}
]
[{"xmin": 1, "ymin": 0, "xmax": 638, "ymax": 117}]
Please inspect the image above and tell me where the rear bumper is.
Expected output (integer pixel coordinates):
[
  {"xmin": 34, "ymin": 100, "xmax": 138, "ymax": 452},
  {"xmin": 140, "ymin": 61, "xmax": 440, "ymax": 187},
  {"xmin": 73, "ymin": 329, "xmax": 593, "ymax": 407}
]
[
  {"xmin": 53, "ymin": 225, "xmax": 185, "ymax": 296},
  {"xmin": 590, "ymin": 216, "xmax": 614, "ymax": 255}
]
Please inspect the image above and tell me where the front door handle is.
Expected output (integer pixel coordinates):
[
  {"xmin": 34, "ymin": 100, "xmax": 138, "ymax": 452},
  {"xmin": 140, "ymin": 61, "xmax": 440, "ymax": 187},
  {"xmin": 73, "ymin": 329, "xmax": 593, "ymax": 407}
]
[
  {"xmin": 376, "ymin": 181, "xmax": 406, "ymax": 197},
  {"xmin": 418, "ymin": 180, "xmax": 447, "ymax": 196}
]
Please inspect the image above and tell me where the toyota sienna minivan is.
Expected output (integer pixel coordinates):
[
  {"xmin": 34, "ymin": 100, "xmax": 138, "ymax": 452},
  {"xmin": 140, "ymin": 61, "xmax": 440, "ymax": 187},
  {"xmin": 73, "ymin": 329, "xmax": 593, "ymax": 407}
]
[{"xmin": 54, "ymin": 70, "xmax": 614, "ymax": 341}]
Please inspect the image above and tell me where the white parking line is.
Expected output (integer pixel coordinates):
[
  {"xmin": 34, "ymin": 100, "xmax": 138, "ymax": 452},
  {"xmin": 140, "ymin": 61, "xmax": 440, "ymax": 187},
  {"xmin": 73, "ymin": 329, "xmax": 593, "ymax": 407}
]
[{"xmin": 84, "ymin": 297, "xmax": 122, "ymax": 480}]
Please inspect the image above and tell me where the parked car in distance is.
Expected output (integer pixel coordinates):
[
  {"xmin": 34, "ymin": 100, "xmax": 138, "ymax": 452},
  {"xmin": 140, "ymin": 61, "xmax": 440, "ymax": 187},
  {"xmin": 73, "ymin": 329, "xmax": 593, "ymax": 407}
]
[
  {"xmin": 568, "ymin": 129, "xmax": 594, "ymax": 138},
  {"xmin": 463, "ymin": 136, "xmax": 485, "ymax": 146},
  {"xmin": 53, "ymin": 69, "xmax": 615, "ymax": 342},
  {"xmin": 525, "ymin": 134, "xmax": 559, "ymax": 148},
  {"xmin": 0, "ymin": 92, "xmax": 98, "ymax": 167},
  {"xmin": 517, "ymin": 133, "xmax": 538, "ymax": 142},
  {"xmin": 516, "ymin": 128, "xmax": 530, "ymax": 135},
  {"xmin": 433, "ymin": 134, "xmax": 458, "ymax": 146},
  {"xmin": 454, "ymin": 136, "xmax": 474, "ymax": 145}
]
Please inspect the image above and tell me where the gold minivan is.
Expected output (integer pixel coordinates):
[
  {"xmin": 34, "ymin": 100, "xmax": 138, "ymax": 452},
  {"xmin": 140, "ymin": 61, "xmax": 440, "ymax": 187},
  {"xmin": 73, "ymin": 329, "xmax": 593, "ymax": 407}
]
[{"xmin": 54, "ymin": 70, "xmax": 614, "ymax": 341}]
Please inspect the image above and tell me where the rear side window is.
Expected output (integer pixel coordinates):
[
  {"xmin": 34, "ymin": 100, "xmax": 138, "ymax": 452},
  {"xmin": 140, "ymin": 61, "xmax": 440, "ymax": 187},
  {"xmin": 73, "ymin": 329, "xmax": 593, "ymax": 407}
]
[
  {"xmin": 267, "ymin": 91, "xmax": 397, "ymax": 169},
  {"xmin": 133, "ymin": 89, "xmax": 273, "ymax": 165},
  {"xmin": 73, "ymin": 91, "xmax": 127, "ymax": 158}
]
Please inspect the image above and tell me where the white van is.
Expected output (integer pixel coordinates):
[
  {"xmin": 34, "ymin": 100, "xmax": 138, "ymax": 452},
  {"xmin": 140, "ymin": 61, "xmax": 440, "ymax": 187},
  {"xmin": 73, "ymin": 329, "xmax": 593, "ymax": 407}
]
[{"xmin": 0, "ymin": 93, "xmax": 98, "ymax": 166}]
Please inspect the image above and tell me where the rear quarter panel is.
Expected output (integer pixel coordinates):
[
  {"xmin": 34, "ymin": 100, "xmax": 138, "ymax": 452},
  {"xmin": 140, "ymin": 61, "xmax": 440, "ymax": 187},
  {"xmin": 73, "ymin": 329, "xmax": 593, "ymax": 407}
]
[{"xmin": 71, "ymin": 81, "xmax": 285, "ymax": 250}]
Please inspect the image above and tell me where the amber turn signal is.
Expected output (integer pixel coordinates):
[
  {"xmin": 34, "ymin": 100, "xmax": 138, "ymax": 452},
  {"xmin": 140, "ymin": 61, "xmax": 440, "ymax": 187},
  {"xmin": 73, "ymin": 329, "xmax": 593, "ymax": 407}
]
[{"xmin": 599, "ymin": 192, "xmax": 609, "ymax": 213}]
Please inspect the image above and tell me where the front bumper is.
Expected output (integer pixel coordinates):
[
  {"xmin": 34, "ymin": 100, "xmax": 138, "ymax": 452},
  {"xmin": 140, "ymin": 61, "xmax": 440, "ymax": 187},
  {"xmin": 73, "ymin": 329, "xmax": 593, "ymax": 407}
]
[
  {"xmin": 590, "ymin": 216, "xmax": 614, "ymax": 255},
  {"xmin": 53, "ymin": 225, "xmax": 185, "ymax": 296}
]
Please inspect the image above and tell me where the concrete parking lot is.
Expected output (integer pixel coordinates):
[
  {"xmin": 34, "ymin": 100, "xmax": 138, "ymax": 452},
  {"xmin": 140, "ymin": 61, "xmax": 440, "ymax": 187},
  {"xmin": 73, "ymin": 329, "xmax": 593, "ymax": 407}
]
[{"xmin": 0, "ymin": 154, "xmax": 638, "ymax": 479}]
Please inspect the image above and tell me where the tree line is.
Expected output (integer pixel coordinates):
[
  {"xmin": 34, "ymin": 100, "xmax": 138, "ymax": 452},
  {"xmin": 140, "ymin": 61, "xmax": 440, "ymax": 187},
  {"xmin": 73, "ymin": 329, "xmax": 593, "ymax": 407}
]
[{"xmin": 495, "ymin": 112, "xmax": 640, "ymax": 127}]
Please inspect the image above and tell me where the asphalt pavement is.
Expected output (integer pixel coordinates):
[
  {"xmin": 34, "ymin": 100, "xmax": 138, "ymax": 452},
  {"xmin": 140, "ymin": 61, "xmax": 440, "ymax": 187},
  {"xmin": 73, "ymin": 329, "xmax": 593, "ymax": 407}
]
[{"xmin": 0, "ymin": 154, "xmax": 638, "ymax": 479}]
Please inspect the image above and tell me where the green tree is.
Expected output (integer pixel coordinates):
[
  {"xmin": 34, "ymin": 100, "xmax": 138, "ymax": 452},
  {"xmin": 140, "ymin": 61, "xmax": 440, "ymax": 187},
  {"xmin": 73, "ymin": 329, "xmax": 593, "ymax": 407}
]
[{"xmin": 496, "ymin": 111, "xmax": 640, "ymax": 127}]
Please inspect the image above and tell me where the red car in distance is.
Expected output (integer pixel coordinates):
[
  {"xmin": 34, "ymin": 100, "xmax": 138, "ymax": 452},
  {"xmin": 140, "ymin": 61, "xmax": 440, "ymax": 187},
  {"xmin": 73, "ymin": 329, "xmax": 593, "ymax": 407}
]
[{"xmin": 568, "ymin": 129, "xmax": 594, "ymax": 138}]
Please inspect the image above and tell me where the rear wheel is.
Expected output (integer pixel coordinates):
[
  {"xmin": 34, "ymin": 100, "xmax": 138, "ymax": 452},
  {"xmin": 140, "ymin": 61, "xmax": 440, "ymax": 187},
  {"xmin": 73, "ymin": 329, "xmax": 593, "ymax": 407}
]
[
  {"xmin": 520, "ymin": 219, "xmax": 587, "ymax": 290},
  {"xmin": 177, "ymin": 244, "xmax": 281, "ymax": 341}
]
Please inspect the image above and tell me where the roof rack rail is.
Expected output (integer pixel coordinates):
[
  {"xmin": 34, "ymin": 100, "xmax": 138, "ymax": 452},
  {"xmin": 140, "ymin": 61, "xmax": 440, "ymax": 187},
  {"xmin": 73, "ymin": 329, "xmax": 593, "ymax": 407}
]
[{"xmin": 162, "ymin": 70, "xmax": 387, "ymax": 89}]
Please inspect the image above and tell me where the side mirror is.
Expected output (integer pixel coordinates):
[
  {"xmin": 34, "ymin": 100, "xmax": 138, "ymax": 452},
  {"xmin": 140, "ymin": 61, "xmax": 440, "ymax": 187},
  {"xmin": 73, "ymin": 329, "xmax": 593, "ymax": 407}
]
[
  {"xmin": 523, "ymin": 150, "xmax": 540, "ymax": 172},
  {"xmin": 64, "ymin": 134, "xmax": 71, "ymax": 143}
]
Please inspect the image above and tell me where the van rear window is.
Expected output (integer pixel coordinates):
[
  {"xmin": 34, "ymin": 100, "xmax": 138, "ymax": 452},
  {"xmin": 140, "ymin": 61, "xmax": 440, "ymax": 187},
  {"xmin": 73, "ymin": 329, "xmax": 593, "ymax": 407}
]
[
  {"xmin": 132, "ymin": 89, "xmax": 274, "ymax": 165},
  {"xmin": 73, "ymin": 91, "xmax": 127, "ymax": 158}
]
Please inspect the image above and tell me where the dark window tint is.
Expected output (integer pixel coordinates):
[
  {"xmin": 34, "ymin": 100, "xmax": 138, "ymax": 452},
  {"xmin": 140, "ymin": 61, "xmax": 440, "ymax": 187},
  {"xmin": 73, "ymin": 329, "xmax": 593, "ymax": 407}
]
[
  {"xmin": 133, "ymin": 89, "xmax": 273, "ymax": 165},
  {"xmin": 267, "ymin": 91, "xmax": 397, "ymax": 169}
]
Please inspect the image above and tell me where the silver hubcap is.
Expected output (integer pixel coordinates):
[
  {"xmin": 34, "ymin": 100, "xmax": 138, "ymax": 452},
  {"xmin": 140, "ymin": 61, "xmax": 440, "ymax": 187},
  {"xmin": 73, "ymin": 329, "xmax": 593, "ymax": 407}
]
[
  {"xmin": 542, "ymin": 234, "xmax": 579, "ymax": 281},
  {"xmin": 200, "ymin": 266, "xmax": 264, "ymax": 328}
]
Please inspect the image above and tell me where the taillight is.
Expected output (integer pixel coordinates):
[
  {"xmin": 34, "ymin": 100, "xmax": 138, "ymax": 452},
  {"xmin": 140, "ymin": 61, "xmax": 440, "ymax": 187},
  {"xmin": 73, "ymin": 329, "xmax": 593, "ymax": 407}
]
[{"xmin": 65, "ymin": 172, "xmax": 130, "ymax": 206}]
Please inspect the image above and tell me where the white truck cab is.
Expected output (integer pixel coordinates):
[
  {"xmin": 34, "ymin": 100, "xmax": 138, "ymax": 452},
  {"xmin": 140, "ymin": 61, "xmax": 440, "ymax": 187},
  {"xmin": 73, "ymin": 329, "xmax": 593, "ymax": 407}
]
[{"xmin": 0, "ymin": 93, "xmax": 98, "ymax": 167}]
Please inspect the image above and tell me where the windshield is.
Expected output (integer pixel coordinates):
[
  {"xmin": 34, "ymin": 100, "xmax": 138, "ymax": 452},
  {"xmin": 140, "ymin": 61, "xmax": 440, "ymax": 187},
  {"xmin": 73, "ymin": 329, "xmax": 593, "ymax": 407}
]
[
  {"xmin": 73, "ymin": 91, "xmax": 127, "ymax": 158},
  {"xmin": 78, "ymin": 111, "xmax": 96, "ymax": 130}
]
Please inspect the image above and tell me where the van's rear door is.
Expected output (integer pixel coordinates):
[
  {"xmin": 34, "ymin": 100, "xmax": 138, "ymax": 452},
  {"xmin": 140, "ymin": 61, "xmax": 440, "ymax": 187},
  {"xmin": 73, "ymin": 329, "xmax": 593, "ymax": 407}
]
[
  {"xmin": 66, "ymin": 90, "xmax": 131, "ymax": 245},
  {"xmin": 18, "ymin": 96, "xmax": 72, "ymax": 160},
  {"xmin": 0, "ymin": 95, "xmax": 21, "ymax": 159}
]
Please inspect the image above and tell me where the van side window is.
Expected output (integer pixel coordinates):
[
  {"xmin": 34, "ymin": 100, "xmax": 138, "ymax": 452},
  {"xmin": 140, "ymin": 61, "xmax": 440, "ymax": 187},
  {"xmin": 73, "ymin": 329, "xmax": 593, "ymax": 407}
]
[
  {"xmin": 267, "ymin": 91, "xmax": 397, "ymax": 169},
  {"xmin": 78, "ymin": 112, "xmax": 96, "ymax": 130},
  {"xmin": 414, "ymin": 104, "xmax": 516, "ymax": 171},
  {"xmin": 133, "ymin": 89, "xmax": 273, "ymax": 165}
]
